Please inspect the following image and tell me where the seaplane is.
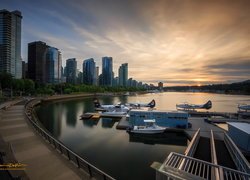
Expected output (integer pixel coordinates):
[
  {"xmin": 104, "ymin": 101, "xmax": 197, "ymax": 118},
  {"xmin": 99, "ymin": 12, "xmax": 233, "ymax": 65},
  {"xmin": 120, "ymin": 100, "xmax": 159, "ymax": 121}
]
[
  {"xmin": 93, "ymin": 99, "xmax": 130, "ymax": 116},
  {"xmin": 126, "ymin": 99, "xmax": 156, "ymax": 109},
  {"xmin": 238, "ymin": 104, "xmax": 250, "ymax": 111},
  {"xmin": 176, "ymin": 100, "xmax": 212, "ymax": 111},
  {"xmin": 238, "ymin": 104, "xmax": 250, "ymax": 118}
]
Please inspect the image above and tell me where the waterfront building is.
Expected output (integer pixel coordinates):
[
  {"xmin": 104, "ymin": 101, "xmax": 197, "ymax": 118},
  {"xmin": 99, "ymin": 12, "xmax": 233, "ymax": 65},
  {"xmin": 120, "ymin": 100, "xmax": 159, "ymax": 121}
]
[
  {"xmin": 82, "ymin": 58, "xmax": 96, "ymax": 85},
  {"xmin": 102, "ymin": 57, "xmax": 113, "ymax": 86},
  {"xmin": 158, "ymin": 82, "xmax": 163, "ymax": 89},
  {"xmin": 228, "ymin": 122, "xmax": 250, "ymax": 152},
  {"xmin": 129, "ymin": 109, "xmax": 189, "ymax": 128},
  {"xmin": 65, "ymin": 58, "xmax": 77, "ymax": 84},
  {"xmin": 118, "ymin": 63, "xmax": 128, "ymax": 87},
  {"xmin": 28, "ymin": 41, "xmax": 61, "ymax": 84},
  {"xmin": 28, "ymin": 41, "xmax": 48, "ymax": 83},
  {"xmin": 0, "ymin": 9, "xmax": 22, "ymax": 78},
  {"xmin": 95, "ymin": 66, "xmax": 99, "ymax": 86},
  {"xmin": 113, "ymin": 76, "xmax": 119, "ymax": 86},
  {"xmin": 46, "ymin": 47, "xmax": 62, "ymax": 83},
  {"xmin": 22, "ymin": 60, "xmax": 27, "ymax": 79}
]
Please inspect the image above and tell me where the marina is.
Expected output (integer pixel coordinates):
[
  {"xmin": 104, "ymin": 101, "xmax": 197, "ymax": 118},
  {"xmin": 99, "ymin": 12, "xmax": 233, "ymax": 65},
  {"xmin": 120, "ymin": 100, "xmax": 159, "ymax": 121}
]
[{"xmin": 31, "ymin": 92, "xmax": 250, "ymax": 179}]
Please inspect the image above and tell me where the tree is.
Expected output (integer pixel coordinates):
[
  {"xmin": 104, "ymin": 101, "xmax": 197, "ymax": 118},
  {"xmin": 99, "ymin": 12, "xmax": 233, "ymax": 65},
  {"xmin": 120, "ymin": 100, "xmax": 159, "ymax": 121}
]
[{"xmin": 0, "ymin": 73, "xmax": 13, "ymax": 89}]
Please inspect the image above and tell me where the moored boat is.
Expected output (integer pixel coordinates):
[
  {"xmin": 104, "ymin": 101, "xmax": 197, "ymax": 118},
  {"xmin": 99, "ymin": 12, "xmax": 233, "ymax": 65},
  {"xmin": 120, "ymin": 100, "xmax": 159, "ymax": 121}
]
[{"xmin": 127, "ymin": 119, "xmax": 166, "ymax": 134}]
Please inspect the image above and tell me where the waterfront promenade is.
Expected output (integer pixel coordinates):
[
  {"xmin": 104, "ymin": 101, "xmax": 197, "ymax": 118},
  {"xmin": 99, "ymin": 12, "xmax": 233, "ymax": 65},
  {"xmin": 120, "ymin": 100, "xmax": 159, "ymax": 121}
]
[{"xmin": 0, "ymin": 101, "xmax": 90, "ymax": 179}]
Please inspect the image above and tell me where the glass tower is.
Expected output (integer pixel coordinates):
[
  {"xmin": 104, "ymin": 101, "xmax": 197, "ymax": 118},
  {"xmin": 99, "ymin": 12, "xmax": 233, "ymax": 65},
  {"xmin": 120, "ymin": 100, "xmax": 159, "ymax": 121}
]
[
  {"xmin": 82, "ymin": 58, "xmax": 96, "ymax": 85},
  {"xmin": 102, "ymin": 57, "xmax": 113, "ymax": 86},
  {"xmin": 66, "ymin": 58, "xmax": 77, "ymax": 84},
  {"xmin": 0, "ymin": 9, "xmax": 22, "ymax": 78},
  {"xmin": 118, "ymin": 63, "xmax": 128, "ymax": 86}
]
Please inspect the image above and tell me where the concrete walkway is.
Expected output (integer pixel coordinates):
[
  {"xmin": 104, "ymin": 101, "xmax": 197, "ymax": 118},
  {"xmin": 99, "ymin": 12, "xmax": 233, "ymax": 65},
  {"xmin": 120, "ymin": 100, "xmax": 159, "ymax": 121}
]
[{"xmin": 0, "ymin": 103, "xmax": 90, "ymax": 180}]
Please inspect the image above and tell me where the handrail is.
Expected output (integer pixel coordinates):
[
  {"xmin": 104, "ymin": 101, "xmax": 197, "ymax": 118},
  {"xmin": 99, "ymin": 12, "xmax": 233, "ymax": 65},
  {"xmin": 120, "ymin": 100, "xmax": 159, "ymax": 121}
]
[
  {"xmin": 210, "ymin": 130, "xmax": 221, "ymax": 180},
  {"xmin": 25, "ymin": 99, "xmax": 115, "ymax": 180},
  {"xmin": 184, "ymin": 128, "xmax": 200, "ymax": 156},
  {"xmin": 163, "ymin": 152, "xmax": 250, "ymax": 180},
  {"xmin": 224, "ymin": 132, "xmax": 250, "ymax": 174},
  {"xmin": 178, "ymin": 128, "xmax": 200, "ymax": 171}
]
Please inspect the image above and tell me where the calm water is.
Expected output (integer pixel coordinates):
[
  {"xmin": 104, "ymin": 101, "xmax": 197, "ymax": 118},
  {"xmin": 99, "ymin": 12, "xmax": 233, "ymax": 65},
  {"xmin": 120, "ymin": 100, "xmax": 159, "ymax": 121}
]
[{"xmin": 36, "ymin": 92, "xmax": 250, "ymax": 180}]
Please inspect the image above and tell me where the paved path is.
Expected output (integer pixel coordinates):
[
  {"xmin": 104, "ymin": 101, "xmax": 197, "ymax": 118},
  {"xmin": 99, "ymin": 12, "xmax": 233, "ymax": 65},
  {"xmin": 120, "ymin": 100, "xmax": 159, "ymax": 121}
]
[{"xmin": 0, "ymin": 103, "xmax": 90, "ymax": 180}]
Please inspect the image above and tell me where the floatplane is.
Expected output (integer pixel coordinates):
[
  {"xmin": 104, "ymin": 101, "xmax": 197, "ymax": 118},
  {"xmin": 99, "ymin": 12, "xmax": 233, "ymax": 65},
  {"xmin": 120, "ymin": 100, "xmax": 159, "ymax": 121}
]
[
  {"xmin": 94, "ymin": 99, "xmax": 130, "ymax": 115},
  {"xmin": 238, "ymin": 104, "xmax": 250, "ymax": 111},
  {"xmin": 93, "ymin": 98, "xmax": 156, "ymax": 116},
  {"xmin": 126, "ymin": 99, "xmax": 156, "ymax": 108},
  {"xmin": 238, "ymin": 104, "xmax": 250, "ymax": 118},
  {"xmin": 176, "ymin": 100, "xmax": 212, "ymax": 111}
]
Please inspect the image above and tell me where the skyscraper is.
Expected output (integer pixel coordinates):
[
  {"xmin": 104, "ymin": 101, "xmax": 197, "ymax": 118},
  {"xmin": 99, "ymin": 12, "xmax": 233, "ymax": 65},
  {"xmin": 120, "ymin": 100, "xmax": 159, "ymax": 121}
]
[
  {"xmin": 46, "ymin": 47, "xmax": 62, "ymax": 83},
  {"xmin": 118, "ymin": 63, "xmax": 128, "ymax": 86},
  {"xmin": 28, "ymin": 41, "xmax": 48, "ymax": 83},
  {"xmin": 28, "ymin": 41, "xmax": 62, "ymax": 84},
  {"xmin": 0, "ymin": 9, "xmax": 22, "ymax": 78},
  {"xmin": 102, "ymin": 57, "xmax": 113, "ymax": 86},
  {"xmin": 65, "ymin": 58, "xmax": 77, "ymax": 84},
  {"xmin": 82, "ymin": 58, "xmax": 96, "ymax": 85}
]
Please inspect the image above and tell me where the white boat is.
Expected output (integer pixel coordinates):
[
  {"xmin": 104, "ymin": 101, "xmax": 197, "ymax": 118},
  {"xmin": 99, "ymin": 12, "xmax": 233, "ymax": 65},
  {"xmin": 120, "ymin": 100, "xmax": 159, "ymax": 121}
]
[{"xmin": 127, "ymin": 119, "xmax": 166, "ymax": 134}]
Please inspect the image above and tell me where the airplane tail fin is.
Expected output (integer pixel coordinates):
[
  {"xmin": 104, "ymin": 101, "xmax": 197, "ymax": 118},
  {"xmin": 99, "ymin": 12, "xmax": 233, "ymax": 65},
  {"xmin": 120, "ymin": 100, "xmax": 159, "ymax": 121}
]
[
  {"xmin": 94, "ymin": 98, "xmax": 101, "ymax": 108},
  {"xmin": 147, "ymin": 99, "xmax": 156, "ymax": 108},
  {"xmin": 203, "ymin": 100, "xmax": 212, "ymax": 109}
]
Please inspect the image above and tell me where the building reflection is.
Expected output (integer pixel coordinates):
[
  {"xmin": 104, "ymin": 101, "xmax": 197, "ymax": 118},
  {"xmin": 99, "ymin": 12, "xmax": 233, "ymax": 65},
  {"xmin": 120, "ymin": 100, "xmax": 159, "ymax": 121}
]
[
  {"xmin": 129, "ymin": 132, "xmax": 188, "ymax": 146},
  {"xmin": 101, "ymin": 118, "xmax": 117, "ymax": 128},
  {"xmin": 66, "ymin": 101, "xmax": 78, "ymax": 127},
  {"xmin": 82, "ymin": 119, "xmax": 99, "ymax": 127}
]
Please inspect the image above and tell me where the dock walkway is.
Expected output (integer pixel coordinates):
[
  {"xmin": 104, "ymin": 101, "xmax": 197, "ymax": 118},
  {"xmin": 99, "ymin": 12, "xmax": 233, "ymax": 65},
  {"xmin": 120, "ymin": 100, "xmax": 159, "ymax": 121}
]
[{"xmin": 0, "ymin": 101, "xmax": 90, "ymax": 180}]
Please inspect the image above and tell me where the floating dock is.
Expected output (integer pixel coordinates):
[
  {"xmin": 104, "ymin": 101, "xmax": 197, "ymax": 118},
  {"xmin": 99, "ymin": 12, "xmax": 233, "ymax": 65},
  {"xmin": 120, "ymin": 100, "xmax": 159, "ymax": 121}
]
[{"xmin": 116, "ymin": 116, "xmax": 131, "ymax": 129}]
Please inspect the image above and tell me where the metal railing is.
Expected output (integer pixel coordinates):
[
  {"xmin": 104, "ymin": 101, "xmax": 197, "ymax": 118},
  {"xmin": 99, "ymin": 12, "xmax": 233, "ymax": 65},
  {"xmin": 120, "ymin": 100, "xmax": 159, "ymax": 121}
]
[
  {"xmin": 25, "ymin": 100, "xmax": 115, "ymax": 180},
  {"xmin": 163, "ymin": 152, "xmax": 250, "ymax": 180},
  {"xmin": 184, "ymin": 128, "xmax": 200, "ymax": 156},
  {"xmin": 224, "ymin": 133, "xmax": 250, "ymax": 174}
]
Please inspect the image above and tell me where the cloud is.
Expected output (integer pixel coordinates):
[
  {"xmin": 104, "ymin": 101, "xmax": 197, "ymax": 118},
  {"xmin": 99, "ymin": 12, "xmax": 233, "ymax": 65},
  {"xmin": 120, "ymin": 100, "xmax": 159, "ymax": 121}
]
[{"xmin": 2, "ymin": 0, "xmax": 250, "ymax": 85}]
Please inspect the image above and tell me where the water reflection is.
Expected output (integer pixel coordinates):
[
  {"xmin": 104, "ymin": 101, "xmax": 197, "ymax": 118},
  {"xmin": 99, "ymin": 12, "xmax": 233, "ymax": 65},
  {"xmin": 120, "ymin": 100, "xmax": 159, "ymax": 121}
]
[
  {"xmin": 66, "ymin": 101, "xmax": 78, "ymax": 127},
  {"xmin": 102, "ymin": 118, "xmax": 117, "ymax": 128},
  {"xmin": 129, "ymin": 132, "xmax": 188, "ymax": 146},
  {"xmin": 82, "ymin": 119, "xmax": 99, "ymax": 127}
]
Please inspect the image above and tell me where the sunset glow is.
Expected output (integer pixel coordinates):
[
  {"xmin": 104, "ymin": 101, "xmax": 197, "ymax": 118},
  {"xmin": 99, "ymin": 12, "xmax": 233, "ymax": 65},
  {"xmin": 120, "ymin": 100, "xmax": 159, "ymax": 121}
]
[{"xmin": 2, "ymin": 0, "xmax": 250, "ymax": 85}]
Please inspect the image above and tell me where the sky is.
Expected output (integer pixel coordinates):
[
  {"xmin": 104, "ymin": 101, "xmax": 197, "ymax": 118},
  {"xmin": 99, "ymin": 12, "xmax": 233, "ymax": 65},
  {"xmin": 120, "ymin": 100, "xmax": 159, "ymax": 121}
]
[{"xmin": 2, "ymin": 0, "xmax": 250, "ymax": 85}]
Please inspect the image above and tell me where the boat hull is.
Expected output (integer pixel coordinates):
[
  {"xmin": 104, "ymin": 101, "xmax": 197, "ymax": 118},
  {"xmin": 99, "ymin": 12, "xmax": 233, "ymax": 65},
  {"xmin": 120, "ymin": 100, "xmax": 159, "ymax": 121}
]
[{"xmin": 129, "ymin": 129, "xmax": 165, "ymax": 134}]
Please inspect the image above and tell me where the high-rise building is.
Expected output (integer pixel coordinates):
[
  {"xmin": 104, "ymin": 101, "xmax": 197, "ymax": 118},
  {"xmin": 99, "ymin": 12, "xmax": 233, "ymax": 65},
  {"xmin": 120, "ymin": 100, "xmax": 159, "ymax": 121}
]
[
  {"xmin": 0, "ymin": 9, "xmax": 22, "ymax": 78},
  {"xmin": 28, "ymin": 41, "xmax": 48, "ymax": 83},
  {"xmin": 65, "ymin": 58, "xmax": 77, "ymax": 84},
  {"xmin": 118, "ymin": 63, "xmax": 128, "ymax": 86},
  {"xmin": 82, "ymin": 58, "xmax": 96, "ymax": 85},
  {"xmin": 95, "ymin": 66, "xmax": 99, "ymax": 86},
  {"xmin": 102, "ymin": 57, "xmax": 113, "ymax": 86},
  {"xmin": 28, "ymin": 41, "xmax": 62, "ymax": 84},
  {"xmin": 22, "ymin": 60, "xmax": 27, "ymax": 79},
  {"xmin": 46, "ymin": 47, "xmax": 62, "ymax": 83}
]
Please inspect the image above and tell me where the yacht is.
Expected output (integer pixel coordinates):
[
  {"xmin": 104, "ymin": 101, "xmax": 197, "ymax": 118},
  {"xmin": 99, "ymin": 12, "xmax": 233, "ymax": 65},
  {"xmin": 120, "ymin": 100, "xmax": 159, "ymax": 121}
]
[{"xmin": 127, "ymin": 119, "xmax": 166, "ymax": 134}]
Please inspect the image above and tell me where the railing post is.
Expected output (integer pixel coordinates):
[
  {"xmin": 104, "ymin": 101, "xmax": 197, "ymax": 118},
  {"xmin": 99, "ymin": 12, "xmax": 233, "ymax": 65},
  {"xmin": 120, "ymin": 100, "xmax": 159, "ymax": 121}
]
[
  {"xmin": 67, "ymin": 149, "xmax": 70, "ymax": 160},
  {"xmin": 53, "ymin": 139, "xmax": 56, "ymax": 148},
  {"xmin": 88, "ymin": 164, "xmax": 93, "ymax": 177},
  {"xmin": 59, "ymin": 144, "xmax": 62, "ymax": 153},
  {"xmin": 75, "ymin": 156, "xmax": 80, "ymax": 168},
  {"xmin": 103, "ymin": 174, "xmax": 107, "ymax": 180}
]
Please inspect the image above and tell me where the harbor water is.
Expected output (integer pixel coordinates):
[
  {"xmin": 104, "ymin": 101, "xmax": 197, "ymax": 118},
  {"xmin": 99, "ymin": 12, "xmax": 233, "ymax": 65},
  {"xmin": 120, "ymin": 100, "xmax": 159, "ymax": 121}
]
[{"xmin": 35, "ymin": 92, "xmax": 250, "ymax": 180}]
